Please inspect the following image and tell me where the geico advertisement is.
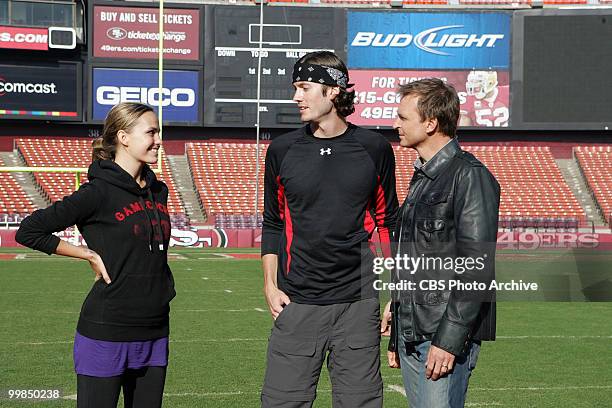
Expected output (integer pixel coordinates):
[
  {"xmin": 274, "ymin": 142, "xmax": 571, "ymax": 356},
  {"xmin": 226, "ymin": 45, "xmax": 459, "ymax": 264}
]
[
  {"xmin": 93, "ymin": 5, "xmax": 200, "ymax": 61},
  {"xmin": 347, "ymin": 12, "xmax": 510, "ymax": 70},
  {"xmin": 91, "ymin": 68, "xmax": 200, "ymax": 123},
  {"xmin": 0, "ymin": 64, "xmax": 80, "ymax": 120},
  {"xmin": 349, "ymin": 70, "xmax": 509, "ymax": 128}
]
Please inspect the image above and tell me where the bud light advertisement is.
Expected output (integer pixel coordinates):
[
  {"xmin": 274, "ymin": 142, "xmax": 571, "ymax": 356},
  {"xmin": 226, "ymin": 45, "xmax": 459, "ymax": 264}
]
[
  {"xmin": 347, "ymin": 12, "xmax": 510, "ymax": 69},
  {"xmin": 91, "ymin": 67, "xmax": 201, "ymax": 124}
]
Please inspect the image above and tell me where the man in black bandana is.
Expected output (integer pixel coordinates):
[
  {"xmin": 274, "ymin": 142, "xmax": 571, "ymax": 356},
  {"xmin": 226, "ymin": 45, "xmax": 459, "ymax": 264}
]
[{"xmin": 260, "ymin": 51, "xmax": 398, "ymax": 407}]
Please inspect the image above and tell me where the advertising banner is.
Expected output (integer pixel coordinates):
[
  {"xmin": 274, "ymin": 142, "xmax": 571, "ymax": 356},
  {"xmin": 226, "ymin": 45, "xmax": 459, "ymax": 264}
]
[
  {"xmin": 0, "ymin": 63, "xmax": 81, "ymax": 120},
  {"xmin": 348, "ymin": 12, "xmax": 510, "ymax": 69},
  {"xmin": 0, "ymin": 26, "xmax": 48, "ymax": 51},
  {"xmin": 349, "ymin": 69, "xmax": 509, "ymax": 128},
  {"xmin": 2, "ymin": 229, "xmax": 611, "ymax": 250},
  {"xmin": 92, "ymin": 5, "xmax": 200, "ymax": 61},
  {"xmin": 91, "ymin": 67, "xmax": 200, "ymax": 124}
]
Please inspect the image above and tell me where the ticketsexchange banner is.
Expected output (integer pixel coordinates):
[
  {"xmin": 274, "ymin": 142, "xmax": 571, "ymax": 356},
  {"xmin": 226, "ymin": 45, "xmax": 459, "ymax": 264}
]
[{"xmin": 92, "ymin": 5, "xmax": 200, "ymax": 61}]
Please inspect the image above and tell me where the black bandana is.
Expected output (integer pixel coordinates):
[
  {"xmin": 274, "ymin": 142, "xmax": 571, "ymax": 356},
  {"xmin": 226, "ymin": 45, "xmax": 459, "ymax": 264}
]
[{"xmin": 292, "ymin": 63, "xmax": 352, "ymax": 89}]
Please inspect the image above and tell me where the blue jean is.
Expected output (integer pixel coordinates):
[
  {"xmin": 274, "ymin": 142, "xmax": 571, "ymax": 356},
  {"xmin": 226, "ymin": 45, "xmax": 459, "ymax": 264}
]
[{"xmin": 397, "ymin": 340, "xmax": 480, "ymax": 408}]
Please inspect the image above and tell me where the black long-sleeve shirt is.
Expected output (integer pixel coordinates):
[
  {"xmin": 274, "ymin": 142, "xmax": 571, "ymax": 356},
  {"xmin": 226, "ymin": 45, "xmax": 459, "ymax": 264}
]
[{"xmin": 262, "ymin": 124, "xmax": 398, "ymax": 305}]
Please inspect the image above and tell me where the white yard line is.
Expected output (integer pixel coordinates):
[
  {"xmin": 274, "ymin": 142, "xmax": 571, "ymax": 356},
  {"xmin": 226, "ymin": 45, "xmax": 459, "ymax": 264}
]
[
  {"xmin": 57, "ymin": 384, "xmax": 612, "ymax": 402},
  {"xmin": 197, "ymin": 254, "xmax": 234, "ymax": 260},
  {"xmin": 8, "ymin": 334, "xmax": 612, "ymax": 346},
  {"xmin": 471, "ymin": 385, "xmax": 612, "ymax": 392},
  {"xmin": 497, "ymin": 335, "xmax": 612, "ymax": 339},
  {"xmin": 387, "ymin": 384, "xmax": 407, "ymax": 396},
  {"xmin": 174, "ymin": 309, "xmax": 263, "ymax": 312},
  {"xmin": 7, "ymin": 338, "xmax": 268, "ymax": 346}
]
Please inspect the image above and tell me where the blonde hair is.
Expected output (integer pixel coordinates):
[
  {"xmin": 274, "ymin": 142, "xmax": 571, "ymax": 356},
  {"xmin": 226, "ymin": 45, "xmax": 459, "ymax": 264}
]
[{"xmin": 92, "ymin": 102, "xmax": 154, "ymax": 162}]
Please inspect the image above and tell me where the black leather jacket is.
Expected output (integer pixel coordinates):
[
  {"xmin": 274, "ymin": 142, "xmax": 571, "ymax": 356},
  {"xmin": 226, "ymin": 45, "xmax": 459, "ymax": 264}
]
[{"xmin": 389, "ymin": 139, "xmax": 500, "ymax": 356}]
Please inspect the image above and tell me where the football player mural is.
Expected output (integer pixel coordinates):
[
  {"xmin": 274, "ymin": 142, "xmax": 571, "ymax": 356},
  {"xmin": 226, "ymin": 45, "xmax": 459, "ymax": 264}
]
[{"xmin": 459, "ymin": 71, "xmax": 509, "ymax": 127}]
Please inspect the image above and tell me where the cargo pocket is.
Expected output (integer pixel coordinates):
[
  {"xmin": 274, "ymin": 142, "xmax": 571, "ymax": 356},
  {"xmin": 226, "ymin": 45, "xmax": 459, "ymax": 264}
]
[
  {"xmin": 270, "ymin": 335, "xmax": 317, "ymax": 357},
  {"xmin": 339, "ymin": 332, "xmax": 382, "ymax": 390},
  {"xmin": 347, "ymin": 332, "xmax": 381, "ymax": 350},
  {"xmin": 264, "ymin": 333, "xmax": 319, "ymax": 400}
]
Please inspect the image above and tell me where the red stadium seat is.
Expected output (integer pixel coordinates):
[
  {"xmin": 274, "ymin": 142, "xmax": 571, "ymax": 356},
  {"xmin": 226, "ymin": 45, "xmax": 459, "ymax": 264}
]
[
  {"xmin": 188, "ymin": 143, "xmax": 588, "ymax": 229},
  {"xmin": 187, "ymin": 142, "xmax": 266, "ymax": 218},
  {"xmin": 0, "ymin": 158, "xmax": 36, "ymax": 214},
  {"xmin": 394, "ymin": 145, "xmax": 585, "ymax": 227},
  {"xmin": 15, "ymin": 138, "xmax": 188, "ymax": 222},
  {"xmin": 574, "ymin": 147, "xmax": 612, "ymax": 224}
]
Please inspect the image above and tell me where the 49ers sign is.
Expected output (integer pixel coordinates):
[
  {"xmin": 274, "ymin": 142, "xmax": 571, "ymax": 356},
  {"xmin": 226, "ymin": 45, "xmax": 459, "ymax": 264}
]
[
  {"xmin": 349, "ymin": 69, "xmax": 509, "ymax": 128},
  {"xmin": 0, "ymin": 26, "xmax": 48, "ymax": 51}
]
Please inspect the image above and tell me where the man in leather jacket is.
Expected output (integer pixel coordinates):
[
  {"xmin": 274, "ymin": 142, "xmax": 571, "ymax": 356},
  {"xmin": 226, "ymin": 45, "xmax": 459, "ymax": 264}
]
[{"xmin": 382, "ymin": 78, "xmax": 500, "ymax": 408}]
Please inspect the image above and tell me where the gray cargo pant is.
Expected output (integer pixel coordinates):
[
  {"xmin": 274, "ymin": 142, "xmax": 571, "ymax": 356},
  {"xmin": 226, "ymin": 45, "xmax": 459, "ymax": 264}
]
[{"xmin": 261, "ymin": 298, "xmax": 383, "ymax": 408}]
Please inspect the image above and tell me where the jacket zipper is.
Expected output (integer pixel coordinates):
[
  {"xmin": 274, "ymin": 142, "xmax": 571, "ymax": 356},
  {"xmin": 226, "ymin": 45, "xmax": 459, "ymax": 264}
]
[{"xmin": 398, "ymin": 172, "xmax": 429, "ymax": 343}]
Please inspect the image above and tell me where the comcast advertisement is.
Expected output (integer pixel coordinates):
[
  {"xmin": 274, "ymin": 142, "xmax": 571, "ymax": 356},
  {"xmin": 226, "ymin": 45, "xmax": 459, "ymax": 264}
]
[
  {"xmin": 0, "ymin": 63, "xmax": 81, "ymax": 121},
  {"xmin": 91, "ymin": 67, "xmax": 201, "ymax": 124},
  {"xmin": 92, "ymin": 5, "xmax": 200, "ymax": 61}
]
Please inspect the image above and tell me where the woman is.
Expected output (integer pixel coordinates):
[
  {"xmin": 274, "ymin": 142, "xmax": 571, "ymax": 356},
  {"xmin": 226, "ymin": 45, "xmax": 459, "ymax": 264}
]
[{"xmin": 16, "ymin": 102, "xmax": 176, "ymax": 408}]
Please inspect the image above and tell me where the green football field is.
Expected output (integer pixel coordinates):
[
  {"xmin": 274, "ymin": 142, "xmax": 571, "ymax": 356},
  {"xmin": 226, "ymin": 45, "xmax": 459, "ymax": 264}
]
[{"xmin": 1, "ymin": 247, "xmax": 611, "ymax": 407}]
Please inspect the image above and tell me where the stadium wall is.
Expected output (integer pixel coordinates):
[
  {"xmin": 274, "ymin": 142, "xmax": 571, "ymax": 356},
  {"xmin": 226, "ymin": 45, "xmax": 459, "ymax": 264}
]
[{"xmin": 1, "ymin": 229, "xmax": 612, "ymax": 250}]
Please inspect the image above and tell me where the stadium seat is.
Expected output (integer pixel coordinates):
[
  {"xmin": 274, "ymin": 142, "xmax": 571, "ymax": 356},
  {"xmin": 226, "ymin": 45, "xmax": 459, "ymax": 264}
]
[
  {"xmin": 0, "ymin": 157, "xmax": 36, "ymax": 215},
  {"xmin": 187, "ymin": 142, "xmax": 265, "ymax": 220},
  {"xmin": 394, "ymin": 145, "xmax": 584, "ymax": 228},
  {"xmin": 189, "ymin": 143, "xmax": 586, "ymax": 229},
  {"xmin": 320, "ymin": 0, "xmax": 389, "ymax": 4},
  {"xmin": 459, "ymin": 0, "xmax": 528, "ymax": 4},
  {"xmin": 15, "ymin": 138, "xmax": 188, "ymax": 224},
  {"xmin": 574, "ymin": 146, "xmax": 612, "ymax": 225}
]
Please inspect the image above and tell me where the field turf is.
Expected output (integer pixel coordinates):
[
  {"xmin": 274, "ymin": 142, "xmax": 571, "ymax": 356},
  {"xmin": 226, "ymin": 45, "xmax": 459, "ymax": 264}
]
[{"xmin": 1, "ymin": 247, "xmax": 611, "ymax": 407}]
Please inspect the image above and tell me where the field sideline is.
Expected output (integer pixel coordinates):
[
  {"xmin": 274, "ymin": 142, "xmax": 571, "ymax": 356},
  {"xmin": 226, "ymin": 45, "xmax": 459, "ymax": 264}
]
[{"xmin": 1, "ymin": 247, "xmax": 611, "ymax": 407}]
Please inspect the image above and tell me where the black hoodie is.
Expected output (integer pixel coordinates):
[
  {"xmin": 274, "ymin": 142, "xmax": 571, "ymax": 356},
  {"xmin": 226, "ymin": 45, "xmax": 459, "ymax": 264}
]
[{"xmin": 16, "ymin": 160, "xmax": 176, "ymax": 341}]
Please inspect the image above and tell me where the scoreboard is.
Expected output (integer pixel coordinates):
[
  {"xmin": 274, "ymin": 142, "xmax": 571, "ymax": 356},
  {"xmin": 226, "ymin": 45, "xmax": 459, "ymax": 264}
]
[{"xmin": 204, "ymin": 6, "xmax": 346, "ymax": 128}]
